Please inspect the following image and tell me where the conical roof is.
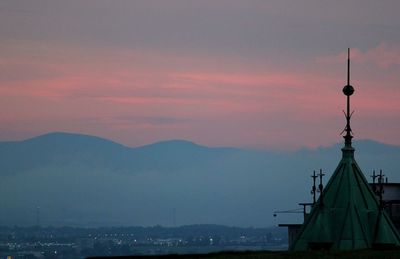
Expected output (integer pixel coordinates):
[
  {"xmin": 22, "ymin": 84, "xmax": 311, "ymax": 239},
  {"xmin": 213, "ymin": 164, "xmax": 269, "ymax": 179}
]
[
  {"xmin": 291, "ymin": 145, "xmax": 400, "ymax": 250},
  {"xmin": 291, "ymin": 49, "xmax": 400, "ymax": 251}
]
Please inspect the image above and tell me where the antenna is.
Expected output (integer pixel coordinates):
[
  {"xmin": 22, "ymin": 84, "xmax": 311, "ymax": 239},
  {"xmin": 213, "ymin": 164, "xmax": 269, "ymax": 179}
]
[
  {"xmin": 378, "ymin": 170, "xmax": 385, "ymax": 210},
  {"xmin": 318, "ymin": 169, "xmax": 325, "ymax": 207},
  {"xmin": 342, "ymin": 48, "xmax": 355, "ymax": 147},
  {"xmin": 371, "ymin": 170, "xmax": 378, "ymax": 194},
  {"xmin": 311, "ymin": 170, "xmax": 318, "ymax": 204}
]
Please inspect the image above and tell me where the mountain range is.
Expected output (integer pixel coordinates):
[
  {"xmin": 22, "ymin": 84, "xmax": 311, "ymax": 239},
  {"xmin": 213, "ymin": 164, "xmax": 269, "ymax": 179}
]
[{"xmin": 0, "ymin": 132, "xmax": 399, "ymax": 227}]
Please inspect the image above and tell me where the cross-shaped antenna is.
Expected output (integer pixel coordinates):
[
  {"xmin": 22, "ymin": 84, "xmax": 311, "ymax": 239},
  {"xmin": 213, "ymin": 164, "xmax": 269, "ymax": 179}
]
[
  {"xmin": 378, "ymin": 169, "xmax": 385, "ymax": 184},
  {"xmin": 311, "ymin": 170, "xmax": 318, "ymax": 204},
  {"xmin": 370, "ymin": 170, "xmax": 378, "ymax": 193},
  {"xmin": 378, "ymin": 169, "xmax": 385, "ymax": 209},
  {"xmin": 318, "ymin": 169, "xmax": 325, "ymax": 192},
  {"xmin": 318, "ymin": 169, "xmax": 325, "ymax": 207}
]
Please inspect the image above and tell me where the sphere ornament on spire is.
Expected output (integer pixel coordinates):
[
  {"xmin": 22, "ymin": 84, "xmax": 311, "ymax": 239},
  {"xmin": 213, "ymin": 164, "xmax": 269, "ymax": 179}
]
[{"xmin": 343, "ymin": 84, "xmax": 354, "ymax": 96}]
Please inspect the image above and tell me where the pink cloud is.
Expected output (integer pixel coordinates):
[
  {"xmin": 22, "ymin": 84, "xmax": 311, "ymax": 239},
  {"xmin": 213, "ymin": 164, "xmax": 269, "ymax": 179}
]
[
  {"xmin": 317, "ymin": 42, "xmax": 400, "ymax": 68},
  {"xmin": 1, "ymin": 41, "xmax": 399, "ymax": 149}
]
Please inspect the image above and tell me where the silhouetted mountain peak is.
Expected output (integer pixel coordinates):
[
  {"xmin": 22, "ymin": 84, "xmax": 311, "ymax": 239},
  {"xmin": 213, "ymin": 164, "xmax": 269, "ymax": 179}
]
[
  {"xmin": 25, "ymin": 132, "xmax": 127, "ymax": 149},
  {"xmin": 138, "ymin": 139, "xmax": 206, "ymax": 151}
]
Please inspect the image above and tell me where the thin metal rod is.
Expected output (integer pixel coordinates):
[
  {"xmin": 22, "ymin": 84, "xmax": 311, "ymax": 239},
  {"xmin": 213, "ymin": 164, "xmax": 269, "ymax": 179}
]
[
  {"xmin": 347, "ymin": 48, "xmax": 350, "ymax": 85},
  {"xmin": 347, "ymin": 48, "xmax": 351, "ymax": 120}
]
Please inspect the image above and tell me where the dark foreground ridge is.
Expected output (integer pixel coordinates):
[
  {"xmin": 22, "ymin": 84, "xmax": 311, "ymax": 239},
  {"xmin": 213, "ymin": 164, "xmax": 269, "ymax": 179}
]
[{"xmin": 88, "ymin": 249, "xmax": 400, "ymax": 259}]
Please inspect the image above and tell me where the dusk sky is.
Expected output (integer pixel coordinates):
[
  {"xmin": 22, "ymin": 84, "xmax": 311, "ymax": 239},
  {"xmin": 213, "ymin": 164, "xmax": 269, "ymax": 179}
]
[{"xmin": 1, "ymin": 0, "xmax": 399, "ymax": 150}]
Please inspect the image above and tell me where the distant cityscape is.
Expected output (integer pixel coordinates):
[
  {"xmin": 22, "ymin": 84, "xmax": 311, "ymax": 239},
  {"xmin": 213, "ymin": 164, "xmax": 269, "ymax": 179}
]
[{"xmin": 0, "ymin": 225, "xmax": 287, "ymax": 259}]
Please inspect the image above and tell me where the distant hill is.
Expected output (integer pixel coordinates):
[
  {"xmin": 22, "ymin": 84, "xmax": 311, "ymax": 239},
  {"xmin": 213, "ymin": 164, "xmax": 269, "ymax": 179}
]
[
  {"xmin": 0, "ymin": 132, "xmax": 130, "ymax": 175},
  {"xmin": 0, "ymin": 132, "xmax": 399, "ymax": 227},
  {"xmin": 0, "ymin": 132, "xmax": 238, "ymax": 175}
]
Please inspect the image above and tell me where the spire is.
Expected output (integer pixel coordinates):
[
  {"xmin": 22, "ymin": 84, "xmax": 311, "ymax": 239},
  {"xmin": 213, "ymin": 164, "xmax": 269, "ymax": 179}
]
[
  {"xmin": 290, "ymin": 49, "xmax": 400, "ymax": 251},
  {"xmin": 342, "ymin": 48, "xmax": 354, "ymax": 148}
]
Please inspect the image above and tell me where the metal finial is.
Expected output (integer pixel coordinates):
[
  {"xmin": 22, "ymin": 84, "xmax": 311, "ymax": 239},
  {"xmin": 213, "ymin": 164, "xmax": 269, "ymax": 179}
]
[
  {"xmin": 318, "ymin": 169, "xmax": 325, "ymax": 207},
  {"xmin": 342, "ymin": 48, "xmax": 355, "ymax": 146}
]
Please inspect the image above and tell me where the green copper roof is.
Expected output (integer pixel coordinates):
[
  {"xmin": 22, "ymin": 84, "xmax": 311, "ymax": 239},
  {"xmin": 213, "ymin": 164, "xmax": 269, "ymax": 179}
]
[
  {"xmin": 291, "ymin": 49, "xmax": 400, "ymax": 251},
  {"xmin": 291, "ymin": 145, "xmax": 400, "ymax": 250}
]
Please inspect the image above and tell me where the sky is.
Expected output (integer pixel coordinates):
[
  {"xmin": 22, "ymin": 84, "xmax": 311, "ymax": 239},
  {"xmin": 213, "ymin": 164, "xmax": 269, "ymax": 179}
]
[{"xmin": 0, "ymin": 0, "xmax": 400, "ymax": 150}]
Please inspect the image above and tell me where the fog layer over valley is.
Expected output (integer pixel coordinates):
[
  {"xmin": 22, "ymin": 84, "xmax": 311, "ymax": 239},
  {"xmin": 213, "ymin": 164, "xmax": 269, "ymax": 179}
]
[{"xmin": 1, "ymin": 133, "xmax": 399, "ymax": 227}]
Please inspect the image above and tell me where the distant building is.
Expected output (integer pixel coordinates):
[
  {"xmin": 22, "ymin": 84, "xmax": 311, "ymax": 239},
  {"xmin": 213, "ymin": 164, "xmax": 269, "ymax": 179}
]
[{"xmin": 371, "ymin": 182, "xmax": 400, "ymax": 232}]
